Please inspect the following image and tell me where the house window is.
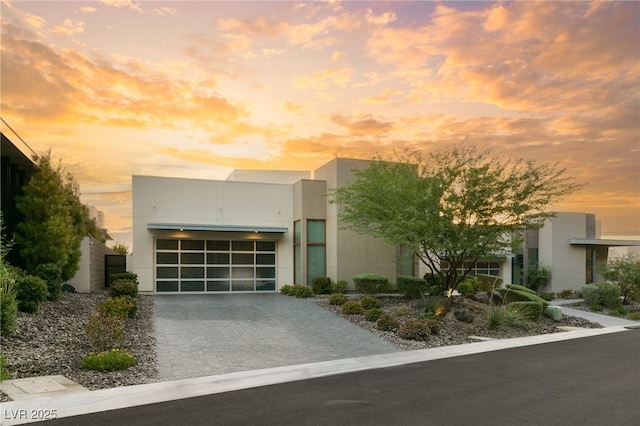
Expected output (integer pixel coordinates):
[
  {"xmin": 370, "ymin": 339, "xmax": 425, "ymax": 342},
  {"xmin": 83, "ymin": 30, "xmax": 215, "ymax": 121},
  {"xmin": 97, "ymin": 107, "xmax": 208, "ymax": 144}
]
[
  {"xmin": 306, "ymin": 219, "xmax": 325, "ymax": 283},
  {"xmin": 442, "ymin": 259, "xmax": 502, "ymax": 278}
]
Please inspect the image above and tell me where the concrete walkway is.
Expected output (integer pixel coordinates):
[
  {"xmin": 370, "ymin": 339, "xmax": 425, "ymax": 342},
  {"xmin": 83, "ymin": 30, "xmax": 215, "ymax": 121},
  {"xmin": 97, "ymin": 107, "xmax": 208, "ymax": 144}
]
[
  {"xmin": 153, "ymin": 294, "xmax": 400, "ymax": 380},
  {"xmin": 551, "ymin": 298, "xmax": 639, "ymax": 327}
]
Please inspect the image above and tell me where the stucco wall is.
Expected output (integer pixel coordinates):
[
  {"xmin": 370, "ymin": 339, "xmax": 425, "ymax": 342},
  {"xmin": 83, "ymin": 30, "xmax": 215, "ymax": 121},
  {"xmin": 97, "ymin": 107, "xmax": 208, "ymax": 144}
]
[{"xmin": 68, "ymin": 236, "xmax": 116, "ymax": 293}]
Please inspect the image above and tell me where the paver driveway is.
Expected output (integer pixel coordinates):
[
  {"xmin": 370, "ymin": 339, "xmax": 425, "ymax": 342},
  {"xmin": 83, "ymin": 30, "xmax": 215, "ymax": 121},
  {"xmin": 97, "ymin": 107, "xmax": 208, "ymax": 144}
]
[{"xmin": 154, "ymin": 294, "xmax": 401, "ymax": 380}]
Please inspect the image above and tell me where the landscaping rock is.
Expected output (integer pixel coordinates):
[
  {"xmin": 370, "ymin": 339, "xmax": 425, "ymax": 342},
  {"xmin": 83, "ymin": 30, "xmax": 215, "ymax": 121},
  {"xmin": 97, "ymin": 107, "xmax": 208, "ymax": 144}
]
[{"xmin": 454, "ymin": 308, "xmax": 474, "ymax": 323}]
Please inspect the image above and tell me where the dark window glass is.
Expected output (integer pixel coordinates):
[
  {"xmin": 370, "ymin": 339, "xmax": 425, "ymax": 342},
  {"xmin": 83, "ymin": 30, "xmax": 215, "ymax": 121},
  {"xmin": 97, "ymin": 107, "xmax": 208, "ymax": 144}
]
[
  {"xmin": 207, "ymin": 281, "xmax": 230, "ymax": 292},
  {"xmin": 307, "ymin": 220, "xmax": 325, "ymax": 243},
  {"xmin": 157, "ymin": 267, "xmax": 179, "ymax": 278},
  {"xmin": 257, "ymin": 280, "xmax": 275, "ymax": 291},
  {"xmin": 232, "ymin": 280, "xmax": 254, "ymax": 291},
  {"xmin": 256, "ymin": 241, "xmax": 275, "ymax": 251},
  {"xmin": 181, "ymin": 267, "xmax": 204, "ymax": 278},
  {"xmin": 156, "ymin": 252, "xmax": 178, "ymax": 264},
  {"xmin": 207, "ymin": 253, "xmax": 230, "ymax": 264},
  {"xmin": 181, "ymin": 240, "xmax": 204, "ymax": 250},
  {"xmin": 232, "ymin": 267, "xmax": 254, "ymax": 279},
  {"xmin": 181, "ymin": 281, "xmax": 204, "ymax": 292},
  {"xmin": 232, "ymin": 241, "xmax": 254, "ymax": 251},
  {"xmin": 157, "ymin": 239, "xmax": 178, "ymax": 250},
  {"xmin": 207, "ymin": 267, "xmax": 230, "ymax": 278},
  {"xmin": 207, "ymin": 240, "xmax": 229, "ymax": 251},
  {"xmin": 232, "ymin": 253, "xmax": 254, "ymax": 265},
  {"xmin": 157, "ymin": 281, "xmax": 179, "ymax": 292},
  {"xmin": 256, "ymin": 254, "xmax": 275, "ymax": 265},
  {"xmin": 256, "ymin": 267, "xmax": 275, "ymax": 279},
  {"xmin": 181, "ymin": 253, "xmax": 204, "ymax": 264}
]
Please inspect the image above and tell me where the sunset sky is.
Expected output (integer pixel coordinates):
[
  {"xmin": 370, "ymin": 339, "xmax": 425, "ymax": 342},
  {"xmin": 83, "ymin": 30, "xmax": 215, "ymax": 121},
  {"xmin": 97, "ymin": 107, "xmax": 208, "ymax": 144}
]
[{"xmin": 1, "ymin": 0, "xmax": 638, "ymax": 249}]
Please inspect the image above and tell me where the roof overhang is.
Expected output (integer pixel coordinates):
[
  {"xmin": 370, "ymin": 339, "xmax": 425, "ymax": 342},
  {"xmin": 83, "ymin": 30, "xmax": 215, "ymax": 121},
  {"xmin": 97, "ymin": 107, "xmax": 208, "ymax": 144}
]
[
  {"xmin": 147, "ymin": 223, "xmax": 288, "ymax": 234},
  {"xmin": 568, "ymin": 238, "xmax": 640, "ymax": 247}
]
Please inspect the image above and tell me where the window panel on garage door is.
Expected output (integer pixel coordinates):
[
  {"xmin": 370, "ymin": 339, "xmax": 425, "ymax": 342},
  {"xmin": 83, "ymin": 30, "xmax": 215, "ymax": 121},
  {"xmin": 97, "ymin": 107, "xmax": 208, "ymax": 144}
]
[{"xmin": 155, "ymin": 238, "xmax": 276, "ymax": 292}]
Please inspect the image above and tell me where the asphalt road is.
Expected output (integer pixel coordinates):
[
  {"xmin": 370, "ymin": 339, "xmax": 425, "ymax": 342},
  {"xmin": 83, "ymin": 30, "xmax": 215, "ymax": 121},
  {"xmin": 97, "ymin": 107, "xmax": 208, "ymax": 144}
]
[{"xmin": 49, "ymin": 328, "xmax": 640, "ymax": 426}]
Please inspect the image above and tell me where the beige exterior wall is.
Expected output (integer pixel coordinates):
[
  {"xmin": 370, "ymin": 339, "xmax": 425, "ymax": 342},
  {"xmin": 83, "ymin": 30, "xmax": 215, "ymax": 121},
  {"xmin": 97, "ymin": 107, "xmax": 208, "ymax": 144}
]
[
  {"xmin": 69, "ymin": 235, "xmax": 116, "ymax": 293},
  {"xmin": 226, "ymin": 169, "xmax": 310, "ymax": 184},
  {"xmin": 132, "ymin": 175, "xmax": 294, "ymax": 293}
]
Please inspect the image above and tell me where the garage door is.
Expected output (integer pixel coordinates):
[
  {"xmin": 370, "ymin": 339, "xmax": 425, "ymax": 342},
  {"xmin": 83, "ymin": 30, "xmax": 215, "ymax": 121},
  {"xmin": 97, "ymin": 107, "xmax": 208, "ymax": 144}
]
[{"xmin": 155, "ymin": 239, "xmax": 277, "ymax": 292}]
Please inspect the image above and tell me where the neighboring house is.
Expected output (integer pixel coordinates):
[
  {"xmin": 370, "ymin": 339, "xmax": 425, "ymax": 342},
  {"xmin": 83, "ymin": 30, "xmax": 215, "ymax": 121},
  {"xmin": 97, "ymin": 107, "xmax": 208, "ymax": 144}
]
[{"xmin": 132, "ymin": 157, "xmax": 640, "ymax": 295}]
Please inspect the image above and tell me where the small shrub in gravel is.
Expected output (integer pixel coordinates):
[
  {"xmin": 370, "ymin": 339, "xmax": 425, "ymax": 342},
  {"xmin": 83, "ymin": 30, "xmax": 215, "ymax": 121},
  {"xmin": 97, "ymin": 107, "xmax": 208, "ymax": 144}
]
[
  {"xmin": 81, "ymin": 348, "xmax": 136, "ymax": 372},
  {"xmin": 397, "ymin": 319, "xmax": 432, "ymax": 341},
  {"xmin": 376, "ymin": 314, "xmax": 399, "ymax": 331},
  {"xmin": 396, "ymin": 275, "xmax": 428, "ymax": 299},
  {"xmin": 294, "ymin": 285, "xmax": 314, "ymax": 298},
  {"xmin": 626, "ymin": 311, "xmax": 640, "ymax": 320},
  {"xmin": 85, "ymin": 312, "xmax": 125, "ymax": 352},
  {"xmin": 353, "ymin": 274, "xmax": 392, "ymax": 295},
  {"xmin": 33, "ymin": 262, "xmax": 63, "ymax": 301},
  {"xmin": 15, "ymin": 275, "xmax": 48, "ymax": 313},
  {"xmin": 311, "ymin": 277, "xmax": 332, "ymax": 295},
  {"xmin": 280, "ymin": 284, "xmax": 295, "ymax": 295},
  {"xmin": 393, "ymin": 305, "xmax": 411, "ymax": 317},
  {"xmin": 110, "ymin": 279, "xmax": 138, "ymax": 298},
  {"xmin": 342, "ymin": 300, "xmax": 363, "ymax": 314},
  {"xmin": 99, "ymin": 297, "xmax": 137, "ymax": 319},
  {"xmin": 328, "ymin": 293, "xmax": 348, "ymax": 305},
  {"xmin": 360, "ymin": 296, "xmax": 381, "ymax": 310},
  {"xmin": 581, "ymin": 283, "xmax": 620, "ymax": 309},
  {"xmin": 0, "ymin": 352, "xmax": 10, "ymax": 380},
  {"xmin": 364, "ymin": 307, "xmax": 385, "ymax": 322},
  {"xmin": 0, "ymin": 284, "xmax": 18, "ymax": 336},
  {"xmin": 331, "ymin": 280, "xmax": 348, "ymax": 294}
]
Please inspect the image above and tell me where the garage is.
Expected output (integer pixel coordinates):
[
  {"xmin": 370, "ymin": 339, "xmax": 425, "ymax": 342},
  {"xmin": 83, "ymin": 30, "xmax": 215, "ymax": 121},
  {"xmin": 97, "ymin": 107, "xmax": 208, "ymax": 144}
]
[{"xmin": 155, "ymin": 238, "xmax": 277, "ymax": 293}]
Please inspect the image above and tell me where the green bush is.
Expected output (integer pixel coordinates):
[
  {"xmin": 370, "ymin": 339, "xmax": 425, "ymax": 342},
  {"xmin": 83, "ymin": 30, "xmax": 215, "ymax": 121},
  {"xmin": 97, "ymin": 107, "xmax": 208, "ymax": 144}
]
[
  {"xmin": 331, "ymin": 280, "xmax": 348, "ymax": 294},
  {"xmin": 393, "ymin": 305, "xmax": 411, "ymax": 317},
  {"xmin": 311, "ymin": 277, "xmax": 332, "ymax": 295},
  {"xmin": 626, "ymin": 311, "xmax": 640, "ymax": 320},
  {"xmin": 610, "ymin": 306, "xmax": 628, "ymax": 317},
  {"xmin": 487, "ymin": 306, "xmax": 530, "ymax": 330},
  {"xmin": 423, "ymin": 274, "xmax": 443, "ymax": 294},
  {"xmin": 396, "ymin": 275, "xmax": 428, "ymax": 299},
  {"xmin": 99, "ymin": 297, "xmax": 137, "ymax": 319},
  {"xmin": 376, "ymin": 314, "xmax": 399, "ymax": 331},
  {"xmin": 109, "ymin": 272, "xmax": 138, "ymax": 285},
  {"xmin": 397, "ymin": 319, "xmax": 439, "ymax": 340},
  {"xmin": 110, "ymin": 279, "xmax": 138, "ymax": 298},
  {"xmin": 476, "ymin": 274, "xmax": 503, "ymax": 292},
  {"xmin": 506, "ymin": 301, "xmax": 544, "ymax": 322},
  {"xmin": 502, "ymin": 284, "xmax": 550, "ymax": 309},
  {"xmin": 600, "ymin": 254, "xmax": 640, "ymax": 304},
  {"xmin": 526, "ymin": 265, "xmax": 551, "ymax": 292},
  {"xmin": 456, "ymin": 278, "xmax": 479, "ymax": 296},
  {"xmin": 364, "ymin": 307, "xmax": 385, "ymax": 322},
  {"xmin": 342, "ymin": 300, "xmax": 363, "ymax": 315},
  {"xmin": 294, "ymin": 285, "xmax": 314, "ymax": 298},
  {"xmin": 0, "ymin": 287, "xmax": 18, "ymax": 336},
  {"xmin": 33, "ymin": 262, "xmax": 63, "ymax": 301},
  {"xmin": 558, "ymin": 289, "xmax": 575, "ymax": 299},
  {"xmin": 590, "ymin": 304, "xmax": 603, "ymax": 312},
  {"xmin": 280, "ymin": 284, "xmax": 296, "ymax": 295},
  {"xmin": 328, "ymin": 293, "xmax": 348, "ymax": 305},
  {"xmin": 353, "ymin": 274, "xmax": 392, "ymax": 295},
  {"xmin": 0, "ymin": 351, "xmax": 10, "ymax": 380},
  {"xmin": 539, "ymin": 293, "xmax": 556, "ymax": 301},
  {"xmin": 81, "ymin": 348, "xmax": 136, "ymax": 371},
  {"xmin": 581, "ymin": 282, "xmax": 621, "ymax": 309},
  {"xmin": 360, "ymin": 296, "xmax": 381, "ymax": 310},
  {"xmin": 85, "ymin": 312, "xmax": 125, "ymax": 352},
  {"xmin": 15, "ymin": 275, "xmax": 48, "ymax": 313}
]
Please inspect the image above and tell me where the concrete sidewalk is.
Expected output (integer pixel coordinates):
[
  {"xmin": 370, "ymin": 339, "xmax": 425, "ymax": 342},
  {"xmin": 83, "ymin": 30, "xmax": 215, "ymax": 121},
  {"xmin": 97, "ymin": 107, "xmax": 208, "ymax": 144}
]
[{"xmin": 551, "ymin": 298, "xmax": 639, "ymax": 327}]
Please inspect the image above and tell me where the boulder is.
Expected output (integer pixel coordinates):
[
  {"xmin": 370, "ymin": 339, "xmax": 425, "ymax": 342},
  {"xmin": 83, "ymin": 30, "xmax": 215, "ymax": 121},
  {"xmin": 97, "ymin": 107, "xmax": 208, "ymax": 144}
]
[{"xmin": 454, "ymin": 308, "xmax": 474, "ymax": 323}]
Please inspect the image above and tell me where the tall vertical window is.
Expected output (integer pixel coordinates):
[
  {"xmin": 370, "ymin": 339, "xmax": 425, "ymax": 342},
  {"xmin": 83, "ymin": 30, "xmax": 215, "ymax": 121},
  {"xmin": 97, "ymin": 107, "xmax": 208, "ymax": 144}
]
[
  {"xmin": 307, "ymin": 220, "xmax": 326, "ymax": 283},
  {"xmin": 294, "ymin": 221, "xmax": 301, "ymax": 285}
]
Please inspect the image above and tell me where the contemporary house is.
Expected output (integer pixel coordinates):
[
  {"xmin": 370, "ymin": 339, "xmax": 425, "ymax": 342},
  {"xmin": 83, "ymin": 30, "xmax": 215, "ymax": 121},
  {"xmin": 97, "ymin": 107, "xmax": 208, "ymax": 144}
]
[{"xmin": 131, "ymin": 158, "xmax": 640, "ymax": 295}]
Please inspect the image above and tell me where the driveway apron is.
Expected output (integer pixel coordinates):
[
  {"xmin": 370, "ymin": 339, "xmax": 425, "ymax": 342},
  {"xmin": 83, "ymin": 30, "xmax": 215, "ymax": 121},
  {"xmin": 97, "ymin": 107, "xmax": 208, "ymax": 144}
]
[{"xmin": 153, "ymin": 294, "xmax": 401, "ymax": 380}]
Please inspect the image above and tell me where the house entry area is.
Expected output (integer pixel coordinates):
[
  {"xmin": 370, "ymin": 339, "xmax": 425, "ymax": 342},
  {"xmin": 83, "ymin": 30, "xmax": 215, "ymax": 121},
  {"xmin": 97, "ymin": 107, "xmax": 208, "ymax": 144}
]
[{"xmin": 155, "ymin": 239, "xmax": 277, "ymax": 293}]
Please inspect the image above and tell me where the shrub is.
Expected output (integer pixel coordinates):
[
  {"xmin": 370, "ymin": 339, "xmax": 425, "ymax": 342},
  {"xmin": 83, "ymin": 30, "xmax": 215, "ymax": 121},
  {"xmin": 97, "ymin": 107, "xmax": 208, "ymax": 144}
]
[
  {"xmin": 294, "ymin": 285, "xmax": 314, "ymax": 298},
  {"xmin": 423, "ymin": 273, "xmax": 443, "ymax": 294},
  {"xmin": 342, "ymin": 300, "xmax": 363, "ymax": 314},
  {"xmin": 331, "ymin": 280, "xmax": 348, "ymax": 294},
  {"xmin": 526, "ymin": 264, "xmax": 552, "ymax": 292},
  {"xmin": 85, "ymin": 312, "xmax": 125, "ymax": 352},
  {"xmin": 353, "ymin": 274, "xmax": 392, "ymax": 295},
  {"xmin": 422, "ymin": 296, "xmax": 448, "ymax": 317},
  {"xmin": 365, "ymin": 307, "xmax": 385, "ymax": 322},
  {"xmin": 581, "ymin": 282, "xmax": 621, "ymax": 309},
  {"xmin": 457, "ymin": 278, "xmax": 479, "ymax": 296},
  {"xmin": 610, "ymin": 306, "xmax": 627, "ymax": 317},
  {"xmin": 539, "ymin": 293, "xmax": 556, "ymax": 301},
  {"xmin": 376, "ymin": 314, "xmax": 399, "ymax": 331},
  {"xmin": 81, "ymin": 348, "xmax": 136, "ymax": 371},
  {"xmin": 506, "ymin": 301, "xmax": 544, "ymax": 322},
  {"xmin": 328, "ymin": 293, "xmax": 348, "ymax": 305},
  {"xmin": 280, "ymin": 284, "xmax": 295, "ymax": 295},
  {"xmin": 0, "ymin": 351, "xmax": 10, "ymax": 380},
  {"xmin": 109, "ymin": 272, "xmax": 138, "ymax": 286},
  {"xmin": 600, "ymin": 254, "xmax": 640, "ymax": 305},
  {"xmin": 15, "ymin": 275, "xmax": 48, "ymax": 313},
  {"xmin": 0, "ymin": 274, "xmax": 18, "ymax": 336},
  {"xmin": 476, "ymin": 274, "xmax": 503, "ymax": 292},
  {"xmin": 393, "ymin": 305, "xmax": 411, "ymax": 317},
  {"xmin": 502, "ymin": 284, "xmax": 550, "ymax": 309},
  {"xmin": 558, "ymin": 289, "xmax": 575, "ymax": 299},
  {"xmin": 33, "ymin": 262, "xmax": 63, "ymax": 301},
  {"xmin": 397, "ymin": 319, "xmax": 432, "ymax": 341},
  {"xmin": 311, "ymin": 277, "xmax": 332, "ymax": 295},
  {"xmin": 487, "ymin": 306, "xmax": 530, "ymax": 330},
  {"xmin": 396, "ymin": 275, "xmax": 428, "ymax": 299},
  {"xmin": 589, "ymin": 304, "xmax": 603, "ymax": 312},
  {"xmin": 110, "ymin": 279, "xmax": 138, "ymax": 298},
  {"xmin": 360, "ymin": 296, "xmax": 381, "ymax": 310},
  {"xmin": 99, "ymin": 297, "xmax": 137, "ymax": 319},
  {"xmin": 626, "ymin": 311, "xmax": 640, "ymax": 320}
]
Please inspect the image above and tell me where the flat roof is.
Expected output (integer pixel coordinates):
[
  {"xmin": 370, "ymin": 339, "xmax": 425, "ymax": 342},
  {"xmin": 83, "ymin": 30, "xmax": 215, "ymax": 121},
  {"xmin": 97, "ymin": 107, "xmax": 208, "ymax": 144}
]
[
  {"xmin": 147, "ymin": 223, "xmax": 288, "ymax": 233},
  {"xmin": 568, "ymin": 238, "xmax": 640, "ymax": 247}
]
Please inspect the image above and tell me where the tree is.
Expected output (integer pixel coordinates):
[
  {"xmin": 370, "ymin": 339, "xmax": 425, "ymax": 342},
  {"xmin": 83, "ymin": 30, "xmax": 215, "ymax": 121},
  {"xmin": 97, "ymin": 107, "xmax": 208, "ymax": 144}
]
[
  {"xmin": 330, "ymin": 144, "xmax": 581, "ymax": 292},
  {"xmin": 110, "ymin": 242, "xmax": 130, "ymax": 255},
  {"xmin": 600, "ymin": 254, "xmax": 640, "ymax": 305},
  {"xmin": 15, "ymin": 151, "xmax": 98, "ymax": 281}
]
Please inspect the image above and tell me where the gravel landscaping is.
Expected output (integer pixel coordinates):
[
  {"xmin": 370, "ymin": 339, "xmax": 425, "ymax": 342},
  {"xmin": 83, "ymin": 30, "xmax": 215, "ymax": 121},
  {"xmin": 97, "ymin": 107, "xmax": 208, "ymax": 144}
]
[{"xmin": 1, "ymin": 291, "xmax": 604, "ymax": 402}]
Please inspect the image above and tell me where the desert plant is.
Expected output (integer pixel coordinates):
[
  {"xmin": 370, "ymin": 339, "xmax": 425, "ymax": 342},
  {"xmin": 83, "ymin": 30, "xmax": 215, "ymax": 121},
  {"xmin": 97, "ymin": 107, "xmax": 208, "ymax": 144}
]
[
  {"xmin": 352, "ymin": 274, "xmax": 392, "ymax": 295},
  {"xmin": 376, "ymin": 314, "xmax": 399, "ymax": 331},
  {"xmin": 626, "ymin": 311, "xmax": 640, "ymax": 320},
  {"xmin": 109, "ymin": 272, "xmax": 138, "ymax": 285},
  {"xmin": 81, "ymin": 348, "xmax": 136, "ymax": 371},
  {"xmin": 110, "ymin": 279, "xmax": 138, "ymax": 298},
  {"xmin": 506, "ymin": 301, "xmax": 544, "ymax": 322},
  {"xmin": 487, "ymin": 306, "xmax": 530, "ymax": 330},
  {"xmin": 502, "ymin": 284, "xmax": 550, "ymax": 309},
  {"xmin": 331, "ymin": 280, "xmax": 348, "ymax": 294},
  {"xmin": 397, "ymin": 319, "xmax": 433, "ymax": 341},
  {"xmin": 364, "ymin": 307, "xmax": 385, "ymax": 322},
  {"xmin": 293, "ymin": 285, "xmax": 314, "ymax": 298},
  {"xmin": 0, "ymin": 352, "xmax": 10, "ymax": 380},
  {"xmin": 599, "ymin": 254, "xmax": 640, "ymax": 305},
  {"xmin": 14, "ymin": 275, "xmax": 48, "ymax": 313},
  {"xmin": 342, "ymin": 300, "xmax": 363, "ymax": 314},
  {"xmin": 396, "ymin": 275, "xmax": 428, "ymax": 299},
  {"xmin": 311, "ymin": 277, "xmax": 332, "ymax": 295},
  {"xmin": 526, "ymin": 264, "xmax": 552, "ymax": 293},
  {"xmin": 558, "ymin": 289, "xmax": 575, "ymax": 299},
  {"xmin": 539, "ymin": 293, "xmax": 556, "ymax": 301},
  {"xmin": 610, "ymin": 306, "xmax": 628, "ymax": 317},
  {"xmin": 33, "ymin": 262, "xmax": 64, "ymax": 301},
  {"xmin": 360, "ymin": 296, "xmax": 381, "ymax": 310},
  {"xmin": 280, "ymin": 284, "xmax": 296, "ymax": 295},
  {"xmin": 85, "ymin": 312, "xmax": 125, "ymax": 352},
  {"xmin": 581, "ymin": 282, "xmax": 621, "ymax": 309},
  {"xmin": 456, "ymin": 277, "xmax": 479, "ymax": 296},
  {"xmin": 99, "ymin": 296, "xmax": 137, "ymax": 319},
  {"xmin": 0, "ymin": 284, "xmax": 18, "ymax": 336},
  {"xmin": 421, "ymin": 295, "xmax": 448, "ymax": 317},
  {"xmin": 328, "ymin": 293, "xmax": 348, "ymax": 305},
  {"xmin": 393, "ymin": 305, "xmax": 412, "ymax": 317}
]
